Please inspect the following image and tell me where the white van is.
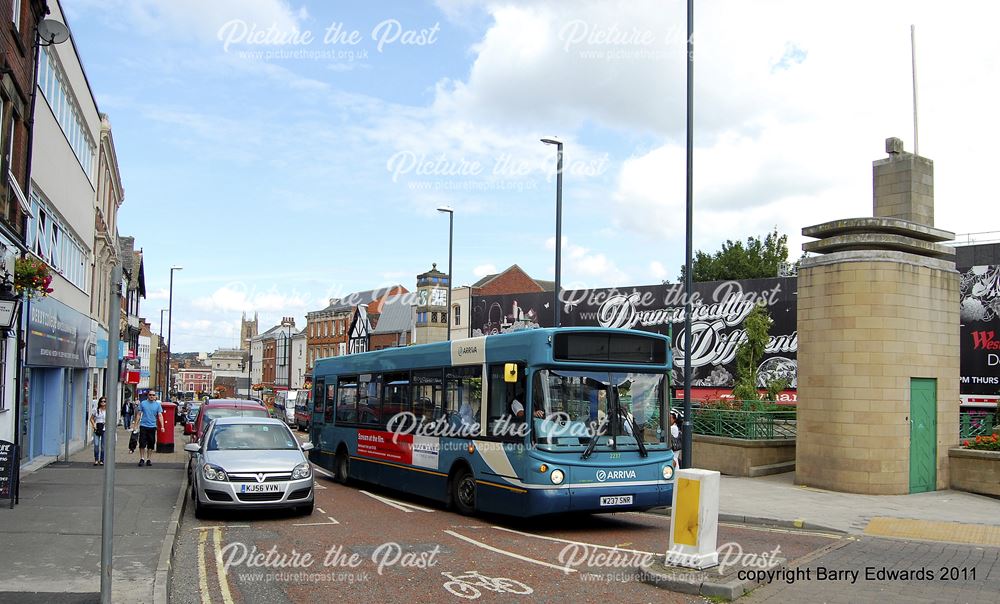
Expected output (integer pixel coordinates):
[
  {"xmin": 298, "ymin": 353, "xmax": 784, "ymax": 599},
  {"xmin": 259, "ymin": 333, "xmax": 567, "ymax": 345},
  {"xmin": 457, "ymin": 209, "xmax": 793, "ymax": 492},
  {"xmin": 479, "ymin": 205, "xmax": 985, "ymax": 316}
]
[{"xmin": 274, "ymin": 390, "xmax": 299, "ymax": 427}]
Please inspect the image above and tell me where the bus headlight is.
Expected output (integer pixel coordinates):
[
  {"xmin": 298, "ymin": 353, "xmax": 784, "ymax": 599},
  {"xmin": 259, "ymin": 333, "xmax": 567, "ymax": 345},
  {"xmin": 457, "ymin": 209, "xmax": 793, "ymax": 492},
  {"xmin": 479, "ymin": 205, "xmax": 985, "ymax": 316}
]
[
  {"xmin": 550, "ymin": 469, "xmax": 565, "ymax": 485},
  {"xmin": 662, "ymin": 465, "xmax": 674, "ymax": 480}
]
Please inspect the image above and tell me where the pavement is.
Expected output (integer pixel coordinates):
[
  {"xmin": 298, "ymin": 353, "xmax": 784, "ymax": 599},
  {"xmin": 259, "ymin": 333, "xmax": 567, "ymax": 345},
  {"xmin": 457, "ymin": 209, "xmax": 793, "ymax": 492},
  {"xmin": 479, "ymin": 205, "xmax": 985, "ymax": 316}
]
[
  {"xmin": 0, "ymin": 422, "xmax": 190, "ymax": 604},
  {"xmin": 717, "ymin": 471, "xmax": 1000, "ymax": 538}
]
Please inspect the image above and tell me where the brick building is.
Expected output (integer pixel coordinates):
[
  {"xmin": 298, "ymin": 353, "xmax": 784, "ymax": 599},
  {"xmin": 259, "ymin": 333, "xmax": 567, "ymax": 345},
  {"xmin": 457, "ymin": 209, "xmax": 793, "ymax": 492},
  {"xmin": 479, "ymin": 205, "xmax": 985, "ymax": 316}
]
[
  {"xmin": 452, "ymin": 265, "xmax": 554, "ymax": 338},
  {"xmin": 305, "ymin": 286, "xmax": 407, "ymax": 374}
]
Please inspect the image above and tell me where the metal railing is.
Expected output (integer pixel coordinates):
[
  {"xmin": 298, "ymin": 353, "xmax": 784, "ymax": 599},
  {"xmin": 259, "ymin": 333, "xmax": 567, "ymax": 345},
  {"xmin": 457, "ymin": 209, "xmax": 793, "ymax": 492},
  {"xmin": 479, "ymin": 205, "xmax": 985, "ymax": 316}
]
[
  {"xmin": 691, "ymin": 408, "xmax": 797, "ymax": 440},
  {"xmin": 960, "ymin": 411, "xmax": 997, "ymax": 439}
]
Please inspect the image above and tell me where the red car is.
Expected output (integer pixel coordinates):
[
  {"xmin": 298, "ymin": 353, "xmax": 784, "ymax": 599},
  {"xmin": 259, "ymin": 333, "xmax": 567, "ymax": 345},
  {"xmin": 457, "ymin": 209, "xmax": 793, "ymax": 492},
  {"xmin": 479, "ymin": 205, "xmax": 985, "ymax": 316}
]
[{"xmin": 188, "ymin": 399, "xmax": 270, "ymax": 444}]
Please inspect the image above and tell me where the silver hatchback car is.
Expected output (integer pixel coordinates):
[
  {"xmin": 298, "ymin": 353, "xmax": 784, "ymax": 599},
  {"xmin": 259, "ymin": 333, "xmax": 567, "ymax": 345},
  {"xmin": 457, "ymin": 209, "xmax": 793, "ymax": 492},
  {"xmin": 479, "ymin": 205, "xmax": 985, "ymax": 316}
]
[{"xmin": 185, "ymin": 416, "xmax": 315, "ymax": 518}]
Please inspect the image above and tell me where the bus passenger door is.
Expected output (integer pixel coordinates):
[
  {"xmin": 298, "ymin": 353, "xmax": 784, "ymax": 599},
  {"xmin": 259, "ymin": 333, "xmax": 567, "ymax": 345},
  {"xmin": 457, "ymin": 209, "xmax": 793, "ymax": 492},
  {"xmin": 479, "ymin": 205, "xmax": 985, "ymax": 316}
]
[{"xmin": 312, "ymin": 378, "xmax": 325, "ymax": 451}]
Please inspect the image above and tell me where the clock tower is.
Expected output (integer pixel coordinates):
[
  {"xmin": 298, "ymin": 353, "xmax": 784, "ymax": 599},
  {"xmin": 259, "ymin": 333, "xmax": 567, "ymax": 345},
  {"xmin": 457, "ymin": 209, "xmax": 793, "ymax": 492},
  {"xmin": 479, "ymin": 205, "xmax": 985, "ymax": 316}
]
[{"xmin": 414, "ymin": 263, "xmax": 449, "ymax": 344}]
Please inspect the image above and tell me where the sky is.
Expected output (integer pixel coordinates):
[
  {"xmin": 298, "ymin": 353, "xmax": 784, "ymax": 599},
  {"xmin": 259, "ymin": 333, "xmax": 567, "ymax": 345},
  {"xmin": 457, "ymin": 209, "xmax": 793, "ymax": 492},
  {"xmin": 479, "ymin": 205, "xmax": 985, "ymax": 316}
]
[{"xmin": 61, "ymin": 0, "xmax": 999, "ymax": 353}]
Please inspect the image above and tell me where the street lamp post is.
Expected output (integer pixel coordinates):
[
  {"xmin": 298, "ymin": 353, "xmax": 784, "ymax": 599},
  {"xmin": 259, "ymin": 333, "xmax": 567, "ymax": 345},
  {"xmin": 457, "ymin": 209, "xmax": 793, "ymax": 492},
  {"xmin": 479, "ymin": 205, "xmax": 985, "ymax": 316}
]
[
  {"xmin": 159, "ymin": 308, "xmax": 168, "ymax": 396},
  {"xmin": 437, "ymin": 206, "xmax": 454, "ymax": 341},
  {"xmin": 541, "ymin": 138, "xmax": 563, "ymax": 328},
  {"xmin": 165, "ymin": 266, "xmax": 182, "ymax": 401},
  {"xmin": 246, "ymin": 338, "xmax": 253, "ymax": 400}
]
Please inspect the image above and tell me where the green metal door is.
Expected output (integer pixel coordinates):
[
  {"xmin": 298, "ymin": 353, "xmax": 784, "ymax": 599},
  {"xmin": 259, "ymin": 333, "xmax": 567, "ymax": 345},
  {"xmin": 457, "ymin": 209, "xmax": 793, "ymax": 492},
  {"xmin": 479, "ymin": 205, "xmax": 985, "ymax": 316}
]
[{"xmin": 909, "ymin": 378, "xmax": 937, "ymax": 493}]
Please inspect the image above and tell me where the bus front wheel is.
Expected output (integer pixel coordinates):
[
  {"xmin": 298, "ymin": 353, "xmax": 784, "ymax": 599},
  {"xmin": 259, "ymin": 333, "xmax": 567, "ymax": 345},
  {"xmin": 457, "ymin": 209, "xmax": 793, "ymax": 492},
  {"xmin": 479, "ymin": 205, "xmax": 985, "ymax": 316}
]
[
  {"xmin": 334, "ymin": 450, "xmax": 350, "ymax": 484},
  {"xmin": 451, "ymin": 468, "xmax": 476, "ymax": 515}
]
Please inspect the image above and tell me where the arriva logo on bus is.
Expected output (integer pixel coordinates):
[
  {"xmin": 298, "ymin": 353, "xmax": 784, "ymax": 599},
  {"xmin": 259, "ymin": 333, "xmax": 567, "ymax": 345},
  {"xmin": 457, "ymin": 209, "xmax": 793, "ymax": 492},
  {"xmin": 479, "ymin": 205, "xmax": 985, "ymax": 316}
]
[{"xmin": 595, "ymin": 469, "xmax": 637, "ymax": 482}]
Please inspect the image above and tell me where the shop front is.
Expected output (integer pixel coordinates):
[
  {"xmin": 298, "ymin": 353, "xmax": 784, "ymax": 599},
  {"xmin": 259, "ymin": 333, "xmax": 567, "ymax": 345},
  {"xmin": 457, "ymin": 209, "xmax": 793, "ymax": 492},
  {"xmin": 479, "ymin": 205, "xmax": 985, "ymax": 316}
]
[{"xmin": 22, "ymin": 296, "xmax": 94, "ymax": 462}]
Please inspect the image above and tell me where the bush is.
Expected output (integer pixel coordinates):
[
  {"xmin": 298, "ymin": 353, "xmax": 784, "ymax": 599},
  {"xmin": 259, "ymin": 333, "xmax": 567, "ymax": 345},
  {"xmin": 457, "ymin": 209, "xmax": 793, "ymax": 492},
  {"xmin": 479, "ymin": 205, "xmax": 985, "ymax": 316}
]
[{"xmin": 963, "ymin": 433, "xmax": 1000, "ymax": 452}]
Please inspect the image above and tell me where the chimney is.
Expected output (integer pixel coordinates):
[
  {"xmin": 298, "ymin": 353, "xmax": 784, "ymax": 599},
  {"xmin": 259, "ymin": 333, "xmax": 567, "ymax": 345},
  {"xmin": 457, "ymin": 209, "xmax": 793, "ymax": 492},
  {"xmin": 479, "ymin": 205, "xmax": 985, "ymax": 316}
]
[{"xmin": 873, "ymin": 136, "xmax": 934, "ymax": 226}]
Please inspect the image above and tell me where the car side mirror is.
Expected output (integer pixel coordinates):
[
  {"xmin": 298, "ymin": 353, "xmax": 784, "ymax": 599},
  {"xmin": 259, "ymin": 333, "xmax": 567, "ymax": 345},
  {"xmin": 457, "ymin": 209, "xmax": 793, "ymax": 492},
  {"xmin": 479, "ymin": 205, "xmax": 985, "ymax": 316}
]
[
  {"xmin": 301, "ymin": 442, "xmax": 314, "ymax": 451},
  {"xmin": 183, "ymin": 443, "xmax": 201, "ymax": 453}
]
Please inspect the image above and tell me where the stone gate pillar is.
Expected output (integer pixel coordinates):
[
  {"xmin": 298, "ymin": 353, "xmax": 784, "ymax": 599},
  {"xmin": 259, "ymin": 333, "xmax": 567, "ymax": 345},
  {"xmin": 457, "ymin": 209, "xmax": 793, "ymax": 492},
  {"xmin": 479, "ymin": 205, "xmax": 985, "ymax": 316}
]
[{"xmin": 795, "ymin": 138, "xmax": 960, "ymax": 494}]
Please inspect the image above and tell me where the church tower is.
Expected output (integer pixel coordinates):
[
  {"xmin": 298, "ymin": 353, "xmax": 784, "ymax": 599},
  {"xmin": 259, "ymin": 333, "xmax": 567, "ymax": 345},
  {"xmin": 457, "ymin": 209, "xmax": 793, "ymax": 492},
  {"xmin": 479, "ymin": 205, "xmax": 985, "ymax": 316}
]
[{"xmin": 240, "ymin": 312, "xmax": 258, "ymax": 350}]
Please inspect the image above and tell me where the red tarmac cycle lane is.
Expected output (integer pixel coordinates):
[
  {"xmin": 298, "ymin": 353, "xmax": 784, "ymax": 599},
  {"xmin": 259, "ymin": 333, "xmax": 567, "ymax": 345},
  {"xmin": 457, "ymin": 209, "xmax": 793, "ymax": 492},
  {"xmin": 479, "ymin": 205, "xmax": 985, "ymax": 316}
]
[{"xmin": 215, "ymin": 470, "xmax": 701, "ymax": 603}]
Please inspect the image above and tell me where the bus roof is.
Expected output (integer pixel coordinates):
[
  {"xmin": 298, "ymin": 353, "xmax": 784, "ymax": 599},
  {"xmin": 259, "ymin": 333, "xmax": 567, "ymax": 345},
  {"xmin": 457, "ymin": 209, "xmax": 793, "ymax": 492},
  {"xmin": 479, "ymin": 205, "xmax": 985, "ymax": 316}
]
[{"xmin": 313, "ymin": 327, "xmax": 671, "ymax": 378}]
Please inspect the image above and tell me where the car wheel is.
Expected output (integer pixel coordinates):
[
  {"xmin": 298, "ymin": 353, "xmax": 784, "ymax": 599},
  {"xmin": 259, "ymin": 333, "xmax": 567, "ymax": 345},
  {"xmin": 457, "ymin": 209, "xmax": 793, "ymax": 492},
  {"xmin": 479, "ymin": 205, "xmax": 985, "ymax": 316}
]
[
  {"xmin": 334, "ymin": 450, "xmax": 350, "ymax": 484},
  {"xmin": 451, "ymin": 468, "xmax": 476, "ymax": 516}
]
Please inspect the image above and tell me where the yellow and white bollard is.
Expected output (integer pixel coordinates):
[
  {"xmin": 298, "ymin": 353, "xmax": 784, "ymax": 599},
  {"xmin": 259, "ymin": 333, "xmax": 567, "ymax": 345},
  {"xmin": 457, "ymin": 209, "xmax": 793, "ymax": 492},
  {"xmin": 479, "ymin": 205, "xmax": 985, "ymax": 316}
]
[{"xmin": 665, "ymin": 468, "xmax": 720, "ymax": 569}]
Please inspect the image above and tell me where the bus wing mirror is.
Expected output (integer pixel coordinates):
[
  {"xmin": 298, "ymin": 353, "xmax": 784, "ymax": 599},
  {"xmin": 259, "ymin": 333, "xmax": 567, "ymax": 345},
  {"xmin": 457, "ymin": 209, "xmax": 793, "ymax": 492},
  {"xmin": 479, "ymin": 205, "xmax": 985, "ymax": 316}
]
[{"xmin": 504, "ymin": 363, "xmax": 518, "ymax": 383}]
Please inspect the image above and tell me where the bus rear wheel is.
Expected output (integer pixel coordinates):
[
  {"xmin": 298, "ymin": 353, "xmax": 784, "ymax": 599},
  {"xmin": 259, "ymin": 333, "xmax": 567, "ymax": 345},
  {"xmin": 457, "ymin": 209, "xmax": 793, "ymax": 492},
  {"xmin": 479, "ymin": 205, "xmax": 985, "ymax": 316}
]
[
  {"xmin": 451, "ymin": 468, "xmax": 476, "ymax": 515},
  {"xmin": 334, "ymin": 450, "xmax": 350, "ymax": 484}
]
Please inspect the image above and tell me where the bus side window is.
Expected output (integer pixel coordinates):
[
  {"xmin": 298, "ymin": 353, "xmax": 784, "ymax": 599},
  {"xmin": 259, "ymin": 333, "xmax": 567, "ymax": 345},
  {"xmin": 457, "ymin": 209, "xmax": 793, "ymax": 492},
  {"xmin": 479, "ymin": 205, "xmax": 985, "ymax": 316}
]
[
  {"xmin": 324, "ymin": 383, "xmax": 336, "ymax": 423},
  {"xmin": 382, "ymin": 372, "xmax": 410, "ymax": 427},
  {"xmin": 412, "ymin": 369, "xmax": 443, "ymax": 424},
  {"xmin": 314, "ymin": 379, "xmax": 325, "ymax": 414},
  {"xmin": 446, "ymin": 366, "xmax": 482, "ymax": 430},
  {"xmin": 337, "ymin": 377, "xmax": 359, "ymax": 423},
  {"xmin": 487, "ymin": 363, "xmax": 525, "ymax": 440},
  {"xmin": 358, "ymin": 374, "xmax": 382, "ymax": 426}
]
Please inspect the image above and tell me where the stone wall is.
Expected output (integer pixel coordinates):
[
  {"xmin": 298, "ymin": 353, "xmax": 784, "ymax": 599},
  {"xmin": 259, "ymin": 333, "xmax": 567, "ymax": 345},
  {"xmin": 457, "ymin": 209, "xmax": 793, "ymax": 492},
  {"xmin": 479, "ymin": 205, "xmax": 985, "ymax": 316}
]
[
  {"xmin": 948, "ymin": 448, "xmax": 1000, "ymax": 497},
  {"xmin": 693, "ymin": 435, "xmax": 796, "ymax": 477},
  {"xmin": 796, "ymin": 256, "xmax": 960, "ymax": 494}
]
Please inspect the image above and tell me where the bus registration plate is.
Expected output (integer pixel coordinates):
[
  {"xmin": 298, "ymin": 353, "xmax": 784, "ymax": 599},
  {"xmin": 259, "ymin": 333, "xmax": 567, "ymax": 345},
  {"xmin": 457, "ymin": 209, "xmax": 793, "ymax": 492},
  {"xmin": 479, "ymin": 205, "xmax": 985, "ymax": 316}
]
[
  {"xmin": 241, "ymin": 483, "xmax": 281, "ymax": 493},
  {"xmin": 599, "ymin": 495, "xmax": 633, "ymax": 506}
]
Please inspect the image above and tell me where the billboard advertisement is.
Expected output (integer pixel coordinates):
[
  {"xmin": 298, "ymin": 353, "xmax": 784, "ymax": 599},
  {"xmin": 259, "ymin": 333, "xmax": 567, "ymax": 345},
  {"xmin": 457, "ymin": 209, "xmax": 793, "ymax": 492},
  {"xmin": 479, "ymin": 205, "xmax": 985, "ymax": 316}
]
[
  {"xmin": 959, "ymin": 265, "xmax": 1000, "ymax": 398},
  {"xmin": 471, "ymin": 278, "xmax": 798, "ymax": 393}
]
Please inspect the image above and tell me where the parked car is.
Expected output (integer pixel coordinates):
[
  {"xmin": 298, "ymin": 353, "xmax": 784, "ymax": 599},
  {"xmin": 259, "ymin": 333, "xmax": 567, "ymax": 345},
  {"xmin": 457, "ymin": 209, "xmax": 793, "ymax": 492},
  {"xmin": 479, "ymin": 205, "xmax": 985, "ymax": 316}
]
[
  {"xmin": 184, "ymin": 417, "xmax": 314, "ymax": 518},
  {"xmin": 182, "ymin": 403, "xmax": 202, "ymax": 436},
  {"xmin": 294, "ymin": 390, "xmax": 313, "ymax": 432},
  {"xmin": 189, "ymin": 399, "xmax": 271, "ymax": 445}
]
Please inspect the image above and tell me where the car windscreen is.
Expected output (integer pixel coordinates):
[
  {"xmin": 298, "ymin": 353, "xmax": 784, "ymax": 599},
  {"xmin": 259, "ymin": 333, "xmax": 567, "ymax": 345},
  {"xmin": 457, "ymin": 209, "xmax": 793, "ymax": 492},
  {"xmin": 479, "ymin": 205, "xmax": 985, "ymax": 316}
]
[
  {"xmin": 204, "ymin": 407, "xmax": 270, "ymax": 423},
  {"xmin": 206, "ymin": 423, "xmax": 298, "ymax": 451}
]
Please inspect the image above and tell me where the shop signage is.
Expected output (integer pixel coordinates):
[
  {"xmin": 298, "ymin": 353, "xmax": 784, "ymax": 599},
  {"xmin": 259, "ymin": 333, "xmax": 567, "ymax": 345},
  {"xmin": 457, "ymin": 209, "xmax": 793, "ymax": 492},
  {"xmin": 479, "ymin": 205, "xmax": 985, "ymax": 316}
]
[
  {"xmin": 0, "ymin": 440, "xmax": 19, "ymax": 508},
  {"xmin": 26, "ymin": 297, "xmax": 93, "ymax": 368}
]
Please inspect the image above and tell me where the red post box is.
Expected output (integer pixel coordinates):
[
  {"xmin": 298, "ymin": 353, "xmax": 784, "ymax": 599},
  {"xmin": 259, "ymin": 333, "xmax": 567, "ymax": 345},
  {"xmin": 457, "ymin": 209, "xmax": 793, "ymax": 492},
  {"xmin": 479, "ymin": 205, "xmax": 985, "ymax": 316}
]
[{"xmin": 156, "ymin": 402, "xmax": 176, "ymax": 453}]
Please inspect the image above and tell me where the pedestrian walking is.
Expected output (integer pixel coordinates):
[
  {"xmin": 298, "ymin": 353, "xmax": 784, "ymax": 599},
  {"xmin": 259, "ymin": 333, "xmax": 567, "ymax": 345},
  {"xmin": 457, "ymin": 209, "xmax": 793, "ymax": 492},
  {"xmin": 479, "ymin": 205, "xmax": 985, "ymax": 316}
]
[
  {"xmin": 90, "ymin": 398, "xmax": 108, "ymax": 466},
  {"xmin": 133, "ymin": 391, "xmax": 164, "ymax": 466},
  {"xmin": 120, "ymin": 396, "xmax": 133, "ymax": 430}
]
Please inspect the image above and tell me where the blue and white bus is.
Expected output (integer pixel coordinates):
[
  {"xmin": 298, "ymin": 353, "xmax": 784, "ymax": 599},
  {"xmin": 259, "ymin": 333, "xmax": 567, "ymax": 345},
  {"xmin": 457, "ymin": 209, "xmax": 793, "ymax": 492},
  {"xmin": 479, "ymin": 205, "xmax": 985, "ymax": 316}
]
[{"xmin": 309, "ymin": 328, "xmax": 676, "ymax": 517}]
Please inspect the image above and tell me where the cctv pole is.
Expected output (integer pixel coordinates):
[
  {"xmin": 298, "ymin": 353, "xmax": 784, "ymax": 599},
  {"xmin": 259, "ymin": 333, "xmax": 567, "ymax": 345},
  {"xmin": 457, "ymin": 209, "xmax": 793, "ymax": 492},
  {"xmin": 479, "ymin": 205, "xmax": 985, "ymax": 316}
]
[{"xmin": 100, "ymin": 265, "xmax": 122, "ymax": 603}]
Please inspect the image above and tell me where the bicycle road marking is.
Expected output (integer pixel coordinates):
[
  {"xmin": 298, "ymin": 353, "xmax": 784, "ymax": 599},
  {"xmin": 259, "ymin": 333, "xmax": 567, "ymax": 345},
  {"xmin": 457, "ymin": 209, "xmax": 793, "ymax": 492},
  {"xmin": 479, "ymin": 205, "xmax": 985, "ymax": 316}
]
[
  {"xmin": 213, "ymin": 527, "xmax": 235, "ymax": 604},
  {"xmin": 443, "ymin": 530, "xmax": 577, "ymax": 573},
  {"xmin": 491, "ymin": 525, "xmax": 658, "ymax": 557},
  {"xmin": 197, "ymin": 529, "xmax": 211, "ymax": 604}
]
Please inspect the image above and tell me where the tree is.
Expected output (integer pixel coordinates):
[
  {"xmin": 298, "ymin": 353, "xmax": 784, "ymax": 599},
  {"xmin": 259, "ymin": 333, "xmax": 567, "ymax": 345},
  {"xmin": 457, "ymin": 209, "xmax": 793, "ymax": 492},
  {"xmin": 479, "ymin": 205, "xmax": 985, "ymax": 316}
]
[
  {"xmin": 679, "ymin": 228, "xmax": 789, "ymax": 282},
  {"xmin": 732, "ymin": 303, "xmax": 771, "ymax": 404}
]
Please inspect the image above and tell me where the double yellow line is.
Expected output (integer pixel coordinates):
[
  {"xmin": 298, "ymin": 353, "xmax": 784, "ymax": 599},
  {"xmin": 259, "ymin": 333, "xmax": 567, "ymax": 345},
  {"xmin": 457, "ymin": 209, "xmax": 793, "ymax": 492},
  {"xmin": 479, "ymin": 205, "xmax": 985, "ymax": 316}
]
[{"xmin": 197, "ymin": 526, "xmax": 235, "ymax": 604}]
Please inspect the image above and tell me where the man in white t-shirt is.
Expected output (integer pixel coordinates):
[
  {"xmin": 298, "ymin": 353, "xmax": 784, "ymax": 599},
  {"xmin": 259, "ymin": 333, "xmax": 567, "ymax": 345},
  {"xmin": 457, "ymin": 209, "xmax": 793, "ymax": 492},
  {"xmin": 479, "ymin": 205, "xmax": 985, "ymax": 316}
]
[{"xmin": 510, "ymin": 392, "xmax": 543, "ymax": 420}]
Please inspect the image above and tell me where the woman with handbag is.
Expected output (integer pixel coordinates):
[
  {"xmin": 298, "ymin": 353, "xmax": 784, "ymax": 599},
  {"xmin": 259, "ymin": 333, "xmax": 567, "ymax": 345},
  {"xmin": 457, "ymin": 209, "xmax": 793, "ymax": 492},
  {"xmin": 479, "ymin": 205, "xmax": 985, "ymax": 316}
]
[{"xmin": 90, "ymin": 398, "xmax": 108, "ymax": 466}]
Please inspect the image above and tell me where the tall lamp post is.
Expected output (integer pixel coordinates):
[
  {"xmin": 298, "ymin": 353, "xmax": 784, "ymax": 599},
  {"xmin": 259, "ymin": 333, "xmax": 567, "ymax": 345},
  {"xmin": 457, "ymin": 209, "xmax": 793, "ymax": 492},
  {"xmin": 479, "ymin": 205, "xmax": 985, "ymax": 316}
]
[
  {"xmin": 541, "ymin": 137, "xmax": 563, "ymax": 327},
  {"xmin": 437, "ymin": 206, "xmax": 454, "ymax": 340},
  {"xmin": 158, "ymin": 308, "xmax": 168, "ymax": 396},
  {"xmin": 246, "ymin": 338, "xmax": 253, "ymax": 400},
  {"xmin": 165, "ymin": 266, "xmax": 182, "ymax": 401}
]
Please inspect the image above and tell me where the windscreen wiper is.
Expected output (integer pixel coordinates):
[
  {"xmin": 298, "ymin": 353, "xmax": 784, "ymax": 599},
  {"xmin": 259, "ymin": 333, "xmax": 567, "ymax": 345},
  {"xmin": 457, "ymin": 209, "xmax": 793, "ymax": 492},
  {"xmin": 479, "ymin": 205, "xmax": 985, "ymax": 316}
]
[{"xmin": 580, "ymin": 416, "xmax": 606, "ymax": 460}]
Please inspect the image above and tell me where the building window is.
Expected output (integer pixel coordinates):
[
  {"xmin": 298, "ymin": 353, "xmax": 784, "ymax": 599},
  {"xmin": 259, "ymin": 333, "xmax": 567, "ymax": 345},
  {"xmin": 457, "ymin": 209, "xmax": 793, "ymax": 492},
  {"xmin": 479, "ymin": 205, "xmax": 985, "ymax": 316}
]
[
  {"xmin": 454, "ymin": 305, "xmax": 460, "ymax": 326},
  {"xmin": 12, "ymin": 0, "xmax": 21, "ymax": 31},
  {"xmin": 38, "ymin": 48, "xmax": 95, "ymax": 179},
  {"xmin": 27, "ymin": 189, "xmax": 90, "ymax": 293}
]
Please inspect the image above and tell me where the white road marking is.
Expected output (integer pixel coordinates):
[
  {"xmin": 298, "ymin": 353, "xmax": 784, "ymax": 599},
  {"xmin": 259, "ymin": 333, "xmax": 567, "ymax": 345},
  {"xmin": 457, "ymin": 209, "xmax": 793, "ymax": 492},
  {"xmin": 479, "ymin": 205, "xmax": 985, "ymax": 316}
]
[
  {"xmin": 359, "ymin": 490, "xmax": 414, "ymax": 513},
  {"xmin": 293, "ymin": 519, "xmax": 340, "ymax": 527},
  {"xmin": 443, "ymin": 530, "xmax": 577, "ymax": 573},
  {"xmin": 372, "ymin": 494, "xmax": 435, "ymax": 513},
  {"xmin": 491, "ymin": 525, "xmax": 658, "ymax": 556},
  {"xmin": 317, "ymin": 507, "xmax": 326, "ymax": 514},
  {"xmin": 311, "ymin": 465, "xmax": 334, "ymax": 478},
  {"xmin": 314, "ymin": 483, "xmax": 328, "ymax": 490},
  {"xmin": 197, "ymin": 530, "xmax": 211, "ymax": 604},
  {"xmin": 191, "ymin": 525, "xmax": 250, "ymax": 531},
  {"xmin": 213, "ymin": 527, "xmax": 235, "ymax": 604}
]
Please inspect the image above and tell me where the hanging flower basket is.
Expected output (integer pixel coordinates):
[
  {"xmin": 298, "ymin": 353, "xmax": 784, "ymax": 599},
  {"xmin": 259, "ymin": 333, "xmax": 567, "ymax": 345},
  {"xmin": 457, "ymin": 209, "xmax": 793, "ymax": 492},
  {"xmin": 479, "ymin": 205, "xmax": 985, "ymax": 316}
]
[{"xmin": 14, "ymin": 257, "xmax": 54, "ymax": 298}]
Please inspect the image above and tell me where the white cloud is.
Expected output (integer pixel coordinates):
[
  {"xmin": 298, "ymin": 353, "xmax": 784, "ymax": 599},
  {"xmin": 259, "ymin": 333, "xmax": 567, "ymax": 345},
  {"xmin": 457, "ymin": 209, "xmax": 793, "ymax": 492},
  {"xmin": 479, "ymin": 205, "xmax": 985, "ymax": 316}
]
[
  {"xmin": 546, "ymin": 236, "xmax": 629, "ymax": 287},
  {"xmin": 649, "ymin": 261, "xmax": 668, "ymax": 282},
  {"xmin": 473, "ymin": 264, "xmax": 497, "ymax": 278},
  {"xmin": 193, "ymin": 283, "xmax": 314, "ymax": 314}
]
